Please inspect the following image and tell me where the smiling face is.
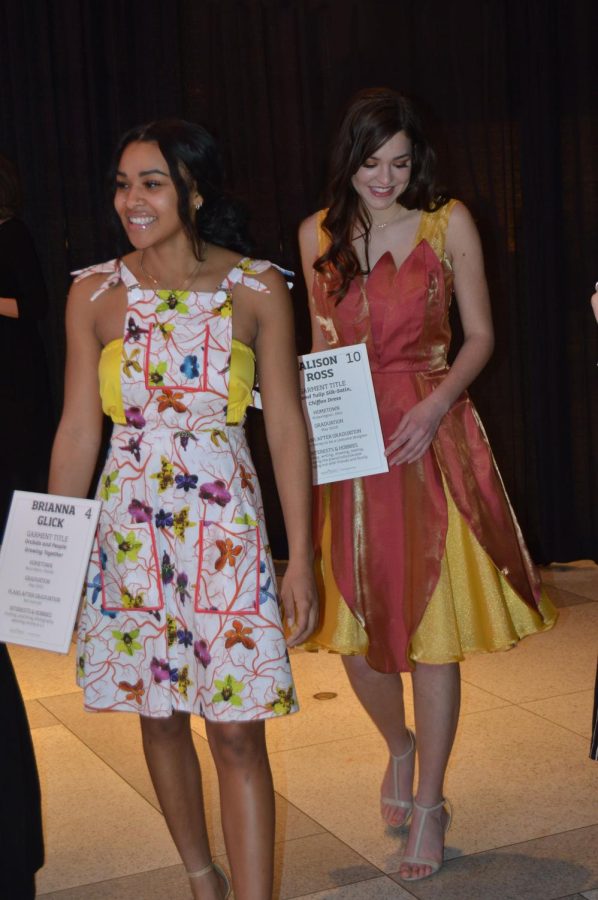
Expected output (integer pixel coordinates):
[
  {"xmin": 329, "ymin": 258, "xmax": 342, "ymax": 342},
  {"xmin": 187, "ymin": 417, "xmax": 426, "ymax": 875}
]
[
  {"xmin": 114, "ymin": 140, "xmax": 199, "ymax": 250},
  {"xmin": 351, "ymin": 130, "xmax": 412, "ymax": 217}
]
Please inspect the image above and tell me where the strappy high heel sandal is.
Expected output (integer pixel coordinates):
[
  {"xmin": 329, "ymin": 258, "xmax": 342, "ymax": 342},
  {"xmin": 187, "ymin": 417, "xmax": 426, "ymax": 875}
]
[
  {"xmin": 381, "ymin": 727, "xmax": 416, "ymax": 827},
  {"xmin": 187, "ymin": 861, "xmax": 231, "ymax": 898},
  {"xmin": 399, "ymin": 798, "xmax": 452, "ymax": 881}
]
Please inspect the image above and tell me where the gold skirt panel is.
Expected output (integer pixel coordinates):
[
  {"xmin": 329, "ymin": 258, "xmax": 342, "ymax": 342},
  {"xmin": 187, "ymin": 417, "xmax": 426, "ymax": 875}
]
[{"xmin": 308, "ymin": 480, "xmax": 557, "ymax": 667}]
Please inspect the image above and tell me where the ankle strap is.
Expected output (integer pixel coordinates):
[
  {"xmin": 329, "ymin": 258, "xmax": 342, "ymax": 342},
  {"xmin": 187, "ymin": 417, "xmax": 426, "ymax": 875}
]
[
  {"xmin": 413, "ymin": 798, "xmax": 446, "ymax": 813},
  {"xmin": 187, "ymin": 862, "xmax": 214, "ymax": 879}
]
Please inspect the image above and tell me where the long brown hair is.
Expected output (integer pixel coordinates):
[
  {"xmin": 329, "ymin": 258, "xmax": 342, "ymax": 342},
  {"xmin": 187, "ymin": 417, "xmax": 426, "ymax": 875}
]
[{"xmin": 315, "ymin": 88, "xmax": 446, "ymax": 301}]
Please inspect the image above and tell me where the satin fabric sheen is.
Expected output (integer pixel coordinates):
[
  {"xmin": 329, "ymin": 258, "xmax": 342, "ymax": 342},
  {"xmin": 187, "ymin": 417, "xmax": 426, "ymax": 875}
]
[{"xmin": 309, "ymin": 202, "xmax": 556, "ymax": 672}]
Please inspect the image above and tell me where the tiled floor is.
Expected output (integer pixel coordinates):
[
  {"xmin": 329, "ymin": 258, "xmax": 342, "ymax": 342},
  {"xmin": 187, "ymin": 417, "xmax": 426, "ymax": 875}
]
[{"xmin": 9, "ymin": 564, "xmax": 598, "ymax": 899}]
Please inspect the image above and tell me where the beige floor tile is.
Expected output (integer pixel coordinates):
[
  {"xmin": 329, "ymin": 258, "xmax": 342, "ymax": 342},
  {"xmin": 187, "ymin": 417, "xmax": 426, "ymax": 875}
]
[
  {"xmin": 388, "ymin": 825, "xmax": 598, "ymax": 900},
  {"xmin": 269, "ymin": 704, "xmax": 598, "ymax": 871},
  {"xmin": 33, "ymin": 725, "xmax": 180, "ymax": 895},
  {"xmin": 544, "ymin": 584, "xmax": 596, "ymax": 608},
  {"xmin": 270, "ymin": 731, "xmax": 417, "ymax": 874},
  {"xmin": 40, "ymin": 861, "xmax": 221, "ymax": 899},
  {"xmin": 273, "ymin": 833, "xmax": 379, "ymax": 899},
  {"xmin": 460, "ymin": 605, "xmax": 598, "ymax": 703},
  {"xmin": 290, "ymin": 878, "xmax": 416, "ymax": 899},
  {"xmin": 441, "ymin": 707, "xmax": 598, "ymax": 857},
  {"xmin": 41, "ymin": 692, "xmax": 161, "ymax": 806},
  {"xmin": 521, "ymin": 690, "xmax": 594, "ymax": 739},
  {"xmin": 8, "ymin": 641, "xmax": 80, "ymax": 700},
  {"xmin": 540, "ymin": 565, "xmax": 598, "ymax": 602},
  {"xmin": 25, "ymin": 698, "xmax": 60, "ymax": 728}
]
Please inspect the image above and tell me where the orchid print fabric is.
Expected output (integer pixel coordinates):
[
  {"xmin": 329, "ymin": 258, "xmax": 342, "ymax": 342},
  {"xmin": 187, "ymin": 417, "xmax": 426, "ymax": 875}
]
[{"xmin": 74, "ymin": 258, "xmax": 297, "ymax": 720}]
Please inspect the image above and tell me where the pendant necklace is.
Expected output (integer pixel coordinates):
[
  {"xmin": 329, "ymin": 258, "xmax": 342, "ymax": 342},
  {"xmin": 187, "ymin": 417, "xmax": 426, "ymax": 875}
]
[
  {"xmin": 372, "ymin": 208, "xmax": 405, "ymax": 230},
  {"xmin": 139, "ymin": 245, "xmax": 205, "ymax": 292}
]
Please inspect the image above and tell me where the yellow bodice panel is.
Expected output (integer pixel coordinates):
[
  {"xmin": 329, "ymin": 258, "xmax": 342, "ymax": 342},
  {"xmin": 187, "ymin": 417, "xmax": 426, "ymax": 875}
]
[{"xmin": 98, "ymin": 337, "xmax": 255, "ymax": 426}]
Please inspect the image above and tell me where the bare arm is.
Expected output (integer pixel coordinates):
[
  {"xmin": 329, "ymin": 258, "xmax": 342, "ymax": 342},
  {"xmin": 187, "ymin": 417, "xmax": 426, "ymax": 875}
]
[
  {"xmin": 0, "ymin": 297, "xmax": 18, "ymax": 318},
  {"xmin": 48, "ymin": 279, "xmax": 105, "ymax": 497},
  {"xmin": 386, "ymin": 202, "xmax": 494, "ymax": 465},
  {"xmin": 298, "ymin": 213, "xmax": 331, "ymax": 352},
  {"xmin": 237, "ymin": 267, "xmax": 318, "ymax": 645}
]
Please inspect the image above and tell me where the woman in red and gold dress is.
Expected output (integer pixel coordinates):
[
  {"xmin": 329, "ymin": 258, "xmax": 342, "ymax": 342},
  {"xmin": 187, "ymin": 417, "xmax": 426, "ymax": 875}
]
[{"xmin": 299, "ymin": 88, "xmax": 557, "ymax": 881}]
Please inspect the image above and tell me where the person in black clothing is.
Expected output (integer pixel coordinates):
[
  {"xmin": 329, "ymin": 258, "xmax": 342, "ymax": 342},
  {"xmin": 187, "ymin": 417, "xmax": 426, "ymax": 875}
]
[
  {"xmin": 0, "ymin": 153, "xmax": 52, "ymax": 535},
  {"xmin": 590, "ymin": 286, "xmax": 598, "ymax": 762},
  {"xmin": 0, "ymin": 154, "xmax": 45, "ymax": 897}
]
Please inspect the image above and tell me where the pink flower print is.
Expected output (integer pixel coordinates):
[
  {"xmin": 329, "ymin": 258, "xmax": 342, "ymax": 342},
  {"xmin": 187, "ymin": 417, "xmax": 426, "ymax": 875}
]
[
  {"xmin": 125, "ymin": 406, "xmax": 146, "ymax": 429},
  {"xmin": 199, "ymin": 480, "xmax": 232, "ymax": 507},
  {"xmin": 128, "ymin": 499, "xmax": 153, "ymax": 523},
  {"xmin": 121, "ymin": 433, "xmax": 144, "ymax": 462},
  {"xmin": 194, "ymin": 639, "xmax": 211, "ymax": 668},
  {"xmin": 176, "ymin": 571, "xmax": 190, "ymax": 603},
  {"xmin": 124, "ymin": 316, "xmax": 148, "ymax": 344},
  {"xmin": 150, "ymin": 657, "xmax": 171, "ymax": 683}
]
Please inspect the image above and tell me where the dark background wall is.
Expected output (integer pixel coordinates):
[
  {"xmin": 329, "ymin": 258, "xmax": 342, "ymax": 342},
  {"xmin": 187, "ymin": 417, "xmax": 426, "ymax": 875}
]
[{"xmin": 1, "ymin": 0, "xmax": 596, "ymax": 562}]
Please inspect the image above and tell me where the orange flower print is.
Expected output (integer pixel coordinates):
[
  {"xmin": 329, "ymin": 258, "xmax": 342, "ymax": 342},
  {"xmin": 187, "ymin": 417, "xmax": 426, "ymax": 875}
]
[
  {"xmin": 214, "ymin": 538, "xmax": 242, "ymax": 572},
  {"xmin": 118, "ymin": 678, "xmax": 145, "ymax": 705},
  {"xmin": 224, "ymin": 619, "xmax": 256, "ymax": 650},
  {"xmin": 156, "ymin": 389, "xmax": 188, "ymax": 414},
  {"xmin": 240, "ymin": 464, "xmax": 255, "ymax": 493}
]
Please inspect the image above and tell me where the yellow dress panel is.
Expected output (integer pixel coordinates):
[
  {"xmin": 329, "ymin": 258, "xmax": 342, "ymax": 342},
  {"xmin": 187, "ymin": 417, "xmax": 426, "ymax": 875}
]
[
  {"xmin": 98, "ymin": 337, "xmax": 255, "ymax": 425},
  {"xmin": 310, "ymin": 480, "xmax": 556, "ymax": 663}
]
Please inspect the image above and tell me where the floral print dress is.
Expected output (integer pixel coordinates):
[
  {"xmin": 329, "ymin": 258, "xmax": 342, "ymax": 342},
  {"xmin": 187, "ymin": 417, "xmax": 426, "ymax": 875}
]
[{"xmin": 75, "ymin": 258, "xmax": 297, "ymax": 720}]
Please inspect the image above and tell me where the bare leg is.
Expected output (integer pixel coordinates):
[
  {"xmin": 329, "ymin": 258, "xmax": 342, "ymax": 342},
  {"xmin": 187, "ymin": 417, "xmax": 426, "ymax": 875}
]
[
  {"xmin": 399, "ymin": 661, "xmax": 460, "ymax": 880},
  {"xmin": 342, "ymin": 655, "xmax": 415, "ymax": 826},
  {"xmin": 140, "ymin": 712, "xmax": 224, "ymax": 899},
  {"xmin": 206, "ymin": 720, "xmax": 275, "ymax": 900}
]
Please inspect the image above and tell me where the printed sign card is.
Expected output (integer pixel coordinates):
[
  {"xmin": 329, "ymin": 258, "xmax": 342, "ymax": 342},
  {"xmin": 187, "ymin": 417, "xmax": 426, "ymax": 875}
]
[{"xmin": 0, "ymin": 491, "xmax": 101, "ymax": 653}]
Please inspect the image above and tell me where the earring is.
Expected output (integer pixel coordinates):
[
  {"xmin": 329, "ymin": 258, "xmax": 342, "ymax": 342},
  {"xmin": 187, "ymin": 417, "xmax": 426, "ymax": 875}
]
[{"xmin": 195, "ymin": 201, "xmax": 202, "ymax": 210}]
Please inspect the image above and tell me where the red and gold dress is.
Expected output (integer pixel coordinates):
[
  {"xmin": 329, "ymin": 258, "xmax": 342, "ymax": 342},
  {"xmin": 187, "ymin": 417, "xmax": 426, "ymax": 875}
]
[{"xmin": 309, "ymin": 202, "xmax": 557, "ymax": 673}]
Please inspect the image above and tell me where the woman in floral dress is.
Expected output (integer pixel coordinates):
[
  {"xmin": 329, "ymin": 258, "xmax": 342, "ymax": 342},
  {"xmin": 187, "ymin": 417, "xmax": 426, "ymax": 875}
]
[{"xmin": 49, "ymin": 119, "xmax": 317, "ymax": 900}]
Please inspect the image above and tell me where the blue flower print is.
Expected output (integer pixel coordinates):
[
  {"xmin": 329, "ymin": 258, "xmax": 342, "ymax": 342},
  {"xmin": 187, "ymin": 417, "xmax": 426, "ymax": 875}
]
[
  {"xmin": 177, "ymin": 628, "xmax": 193, "ymax": 648},
  {"xmin": 260, "ymin": 575, "xmax": 276, "ymax": 606},
  {"xmin": 155, "ymin": 508, "xmax": 174, "ymax": 529},
  {"xmin": 87, "ymin": 573, "xmax": 102, "ymax": 605},
  {"xmin": 180, "ymin": 354, "xmax": 199, "ymax": 379},
  {"xmin": 175, "ymin": 473, "xmax": 198, "ymax": 493}
]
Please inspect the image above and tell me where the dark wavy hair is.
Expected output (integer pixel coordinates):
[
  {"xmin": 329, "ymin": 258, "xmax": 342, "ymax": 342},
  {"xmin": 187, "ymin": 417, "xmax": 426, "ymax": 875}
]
[
  {"xmin": 315, "ymin": 88, "xmax": 447, "ymax": 300},
  {"xmin": 0, "ymin": 155, "xmax": 22, "ymax": 218},
  {"xmin": 107, "ymin": 118, "xmax": 252, "ymax": 258}
]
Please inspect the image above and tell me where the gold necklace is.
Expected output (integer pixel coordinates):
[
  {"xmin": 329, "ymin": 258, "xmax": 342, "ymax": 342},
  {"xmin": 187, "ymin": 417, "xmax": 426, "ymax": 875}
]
[
  {"xmin": 372, "ymin": 208, "xmax": 405, "ymax": 229},
  {"xmin": 139, "ymin": 248, "xmax": 205, "ymax": 291}
]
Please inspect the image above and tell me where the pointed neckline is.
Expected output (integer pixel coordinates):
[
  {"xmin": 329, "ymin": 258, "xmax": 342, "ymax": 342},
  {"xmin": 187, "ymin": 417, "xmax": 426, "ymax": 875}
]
[
  {"xmin": 364, "ymin": 242, "xmax": 425, "ymax": 283},
  {"xmin": 362, "ymin": 210, "xmax": 427, "ymax": 282}
]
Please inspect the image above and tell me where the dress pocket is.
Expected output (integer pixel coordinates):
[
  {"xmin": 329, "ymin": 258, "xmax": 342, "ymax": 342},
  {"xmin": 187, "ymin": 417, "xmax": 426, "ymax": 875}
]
[
  {"xmin": 98, "ymin": 520, "xmax": 164, "ymax": 612},
  {"xmin": 144, "ymin": 322, "xmax": 210, "ymax": 393},
  {"xmin": 195, "ymin": 521, "xmax": 261, "ymax": 615}
]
